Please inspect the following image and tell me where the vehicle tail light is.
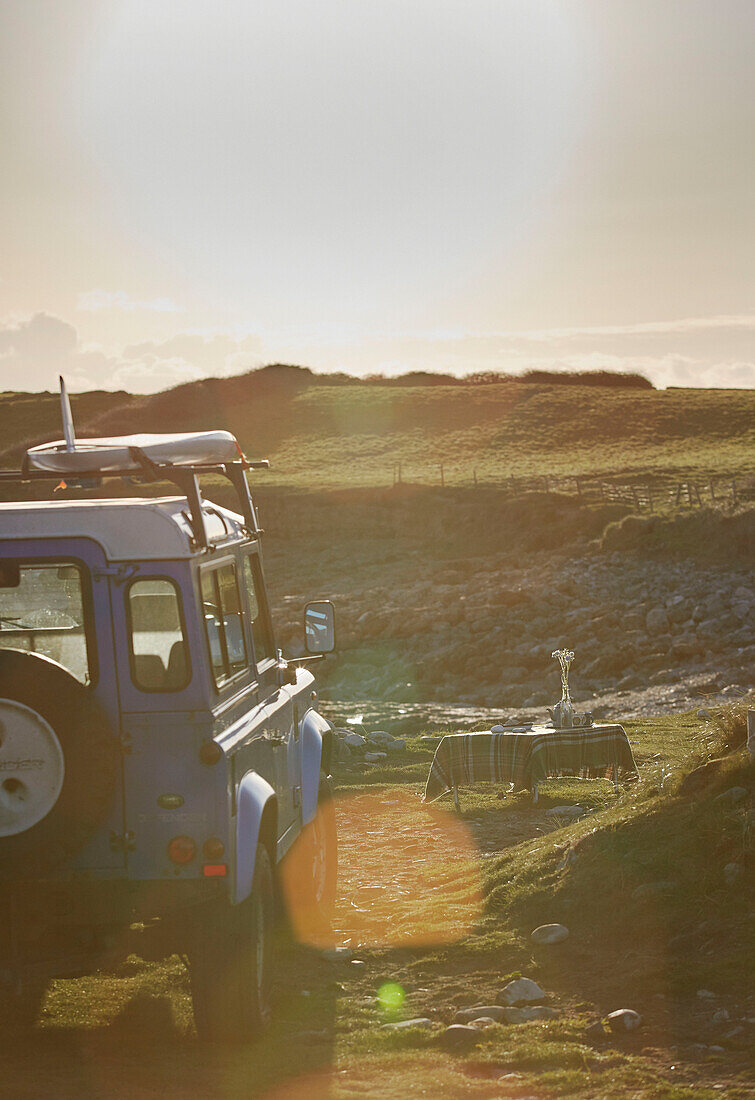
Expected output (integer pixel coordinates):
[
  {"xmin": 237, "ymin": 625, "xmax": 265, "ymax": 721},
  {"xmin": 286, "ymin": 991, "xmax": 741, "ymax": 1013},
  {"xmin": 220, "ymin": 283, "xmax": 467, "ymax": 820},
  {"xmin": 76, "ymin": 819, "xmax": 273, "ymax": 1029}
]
[
  {"xmin": 203, "ymin": 864, "xmax": 227, "ymax": 877},
  {"xmin": 168, "ymin": 835, "xmax": 196, "ymax": 865},
  {"xmin": 203, "ymin": 837, "xmax": 225, "ymax": 860}
]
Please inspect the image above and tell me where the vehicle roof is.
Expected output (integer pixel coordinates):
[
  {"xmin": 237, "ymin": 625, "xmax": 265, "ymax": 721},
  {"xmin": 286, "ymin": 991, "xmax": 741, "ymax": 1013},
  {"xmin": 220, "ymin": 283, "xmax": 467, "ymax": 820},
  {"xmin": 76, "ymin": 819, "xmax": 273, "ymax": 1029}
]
[{"xmin": 0, "ymin": 496, "xmax": 249, "ymax": 561}]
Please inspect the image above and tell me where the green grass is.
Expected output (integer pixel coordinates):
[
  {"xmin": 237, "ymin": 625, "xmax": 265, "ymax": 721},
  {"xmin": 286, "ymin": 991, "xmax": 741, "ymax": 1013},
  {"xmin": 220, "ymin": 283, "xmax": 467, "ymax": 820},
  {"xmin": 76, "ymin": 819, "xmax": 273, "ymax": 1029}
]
[
  {"xmin": 8, "ymin": 707, "xmax": 750, "ymax": 1098},
  {"xmin": 1, "ymin": 375, "xmax": 753, "ymax": 490}
]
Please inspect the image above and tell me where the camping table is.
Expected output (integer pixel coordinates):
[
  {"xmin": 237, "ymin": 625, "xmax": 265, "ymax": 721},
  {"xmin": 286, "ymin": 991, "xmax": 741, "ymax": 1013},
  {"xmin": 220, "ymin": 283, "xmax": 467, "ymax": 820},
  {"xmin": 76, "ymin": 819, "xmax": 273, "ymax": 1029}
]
[{"xmin": 423, "ymin": 724, "xmax": 637, "ymax": 808}]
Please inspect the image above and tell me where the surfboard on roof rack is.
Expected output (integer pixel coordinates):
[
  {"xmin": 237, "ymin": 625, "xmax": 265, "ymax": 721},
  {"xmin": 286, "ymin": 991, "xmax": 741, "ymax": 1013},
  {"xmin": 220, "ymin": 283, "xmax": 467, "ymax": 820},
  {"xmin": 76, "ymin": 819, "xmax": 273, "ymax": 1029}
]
[{"xmin": 27, "ymin": 429, "xmax": 243, "ymax": 474}]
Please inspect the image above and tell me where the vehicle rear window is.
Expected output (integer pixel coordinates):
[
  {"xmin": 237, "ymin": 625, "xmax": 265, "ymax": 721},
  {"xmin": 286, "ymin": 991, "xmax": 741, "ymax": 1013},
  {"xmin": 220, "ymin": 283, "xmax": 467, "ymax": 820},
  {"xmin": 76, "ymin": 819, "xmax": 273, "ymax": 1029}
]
[
  {"xmin": 242, "ymin": 555, "xmax": 275, "ymax": 664},
  {"xmin": 128, "ymin": 578, "xmax": 190, "ymax": 691},
  {"xmin": 201, "ymin": 562, "xmax": 248, "ymax": 688},
  {"xmin": 0, "ymin": 561, "xmax": 93, "ymax": 683}
]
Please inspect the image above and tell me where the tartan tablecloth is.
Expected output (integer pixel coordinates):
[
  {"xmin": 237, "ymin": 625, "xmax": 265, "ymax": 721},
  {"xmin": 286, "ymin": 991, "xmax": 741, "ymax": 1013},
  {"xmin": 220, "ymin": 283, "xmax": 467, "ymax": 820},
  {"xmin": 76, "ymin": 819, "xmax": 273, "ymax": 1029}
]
[{"xmin": 423, "ymin": 724, "xmax": 637, "ymax": 803}]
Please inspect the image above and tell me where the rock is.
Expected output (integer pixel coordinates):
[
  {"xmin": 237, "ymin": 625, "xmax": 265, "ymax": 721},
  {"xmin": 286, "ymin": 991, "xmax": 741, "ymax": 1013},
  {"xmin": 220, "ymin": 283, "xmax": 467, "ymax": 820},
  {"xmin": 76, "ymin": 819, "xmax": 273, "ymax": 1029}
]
[
  {"xmin": 723, "ymin": 862, "xmax": 742, "ymax": 886},
  {"xmin": 498, "ymin": 1072, "xmax": 524, "ymax": 1081},
  {"xmin": 368, "ymin": 730, "xmax": 395, "ymax": 745},
  {"xmin": 472, "ymin": 1016, "xmax": 498, "ymax": 1029},
  {"xmin": 343, "ymin": 732, "xmax": 367, "ymax": 749},
  {"xmin": 531, "ymin": 923, "xmax": 569, "ymax": 945},
  {"xmin": 697, "ymin": 989, "xmax": 716, "ymax": 999},
  {"xmin": 364, "ymin": 752, "xmax": 388, "ymax": 763},
  {"xmin": 733, "ymin": 585, "xmax": 753, "ymax": 603},
  {"xmin": 440, "ymin": 1024, "xmax": 481, "ymax": 1050},
  {"xmin": 382, "ymin": 1017, "xmax": 434, "ymax": 1031},
  {"xmin": 714, "ymin": 786, "xmax": 748, "ymax": 805},
  {"xmin": 646, "ymin": 607, "xmax": 670, "ymax": 634},
  {"xmin": 712, "ymin": 1009, "xmax": 730, "ymax": 1023},
  {"xmin": 497, "ymin": 978, "xmax": 546, "ymax": 1007},
  {"xmin": 631, "ymin": 881, "xmax": 678, "ymax": 901},
  {"xmin": 605, "ymin": 1008, "xmax": 642, "ymax": 1032},
  {"xmin": 585, "ymin": 1020, "xmax": 606, "ymax": 1039},
  {"xmin": 454, "ymin": 1005, "xmax": 509, "ymax": 1024},
  {"xmin": 386, "ymin": 738, "xmax": 407, "ymax": 753},
  {"xmin": 545, "ymin": 805, "xmax": 584, "ymax": 819}
]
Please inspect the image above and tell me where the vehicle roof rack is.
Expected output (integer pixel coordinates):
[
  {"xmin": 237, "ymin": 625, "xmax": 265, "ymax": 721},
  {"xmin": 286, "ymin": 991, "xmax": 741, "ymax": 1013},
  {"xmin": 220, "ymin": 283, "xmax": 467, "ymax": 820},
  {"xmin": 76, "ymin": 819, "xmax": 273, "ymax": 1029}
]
[{"xmin": 0, "ymin": 451, "xmax": 270, "ymax": 551}]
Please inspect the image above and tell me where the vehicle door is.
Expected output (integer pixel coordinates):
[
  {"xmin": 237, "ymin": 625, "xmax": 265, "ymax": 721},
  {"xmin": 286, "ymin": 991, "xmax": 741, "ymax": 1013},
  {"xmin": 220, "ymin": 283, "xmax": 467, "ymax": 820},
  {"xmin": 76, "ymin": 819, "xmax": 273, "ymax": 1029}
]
[
  {"xmin": 0, "ymin": 536, "xmax": 125, "ymax": 870},
  {"xmin": 239, "ymin": 550, "xmax": 298, "ymax": 838}
]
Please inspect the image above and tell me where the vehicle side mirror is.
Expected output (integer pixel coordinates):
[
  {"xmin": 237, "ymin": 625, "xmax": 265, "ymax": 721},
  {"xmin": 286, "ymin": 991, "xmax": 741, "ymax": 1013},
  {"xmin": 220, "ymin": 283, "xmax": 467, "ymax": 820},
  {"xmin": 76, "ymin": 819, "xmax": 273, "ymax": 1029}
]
[{"xmin": 304, "ymin": 600, "xmax": 335, "ymax": 654}]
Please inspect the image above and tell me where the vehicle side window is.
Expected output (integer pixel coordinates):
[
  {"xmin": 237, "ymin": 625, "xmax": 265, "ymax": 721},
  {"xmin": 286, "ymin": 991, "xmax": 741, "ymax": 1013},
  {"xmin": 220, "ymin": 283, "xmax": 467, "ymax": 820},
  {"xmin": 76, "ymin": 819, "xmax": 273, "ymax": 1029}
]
[
  {"xmin": 127, "ymin": 578, "xmax": 190, "ymax": 692},
  {"xmin": 242, "ymin": 555, "xmax": 275, "ymax": 664},
  {"xmin": 201, "ymin": 562, "xmax": 247, "ymax": 687},
  {"xmin": 0, "ymin": 561, "xmax": 93, "ymax": 684}
]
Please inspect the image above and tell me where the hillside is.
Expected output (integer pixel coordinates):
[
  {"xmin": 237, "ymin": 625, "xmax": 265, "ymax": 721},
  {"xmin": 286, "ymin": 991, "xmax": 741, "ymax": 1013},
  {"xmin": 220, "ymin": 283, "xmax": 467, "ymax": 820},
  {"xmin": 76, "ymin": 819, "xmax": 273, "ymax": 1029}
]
[{"xmin": 1, "ymin": 368, "xmax": 753, "ymax": 488}]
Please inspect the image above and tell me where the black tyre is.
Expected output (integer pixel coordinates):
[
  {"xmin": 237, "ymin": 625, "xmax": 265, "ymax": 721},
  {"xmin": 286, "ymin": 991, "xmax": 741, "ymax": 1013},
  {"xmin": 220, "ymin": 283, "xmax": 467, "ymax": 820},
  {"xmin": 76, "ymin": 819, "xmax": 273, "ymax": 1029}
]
[
  {"xmin": 189, "ymin": 843, "xmax": 275, "ymax": 1043},
  {"xmin": 0, "ymin": 650, "xmax": 119, "ymax": 877},
  {"xmin": 281, "ymin": 776, "xmax": 338, "ymax": 943}
]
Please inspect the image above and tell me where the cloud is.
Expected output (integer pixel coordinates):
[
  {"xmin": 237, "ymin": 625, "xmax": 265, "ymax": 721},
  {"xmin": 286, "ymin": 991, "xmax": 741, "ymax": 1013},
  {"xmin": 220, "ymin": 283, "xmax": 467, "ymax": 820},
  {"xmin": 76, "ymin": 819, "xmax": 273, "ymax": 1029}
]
[{"xmin": 77, "ymin": 290, "xmax": 185, "ymax": 313}]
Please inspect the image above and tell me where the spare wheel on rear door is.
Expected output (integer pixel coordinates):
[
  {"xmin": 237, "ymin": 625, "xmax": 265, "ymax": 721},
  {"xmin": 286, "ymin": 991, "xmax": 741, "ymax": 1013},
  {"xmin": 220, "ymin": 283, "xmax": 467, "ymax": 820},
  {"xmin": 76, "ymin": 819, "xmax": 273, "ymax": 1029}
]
[{"xmin": 0, "ymin": 650, "xmax": 119, "ymax": 877}]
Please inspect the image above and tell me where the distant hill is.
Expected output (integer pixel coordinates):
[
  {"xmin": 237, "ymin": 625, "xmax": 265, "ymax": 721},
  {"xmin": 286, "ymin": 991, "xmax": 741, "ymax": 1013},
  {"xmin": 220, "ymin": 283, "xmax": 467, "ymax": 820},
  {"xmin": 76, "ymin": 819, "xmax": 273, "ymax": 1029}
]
[{"xmin": 0, "ymin": 365, "xmax": 752, "ymax": 489}]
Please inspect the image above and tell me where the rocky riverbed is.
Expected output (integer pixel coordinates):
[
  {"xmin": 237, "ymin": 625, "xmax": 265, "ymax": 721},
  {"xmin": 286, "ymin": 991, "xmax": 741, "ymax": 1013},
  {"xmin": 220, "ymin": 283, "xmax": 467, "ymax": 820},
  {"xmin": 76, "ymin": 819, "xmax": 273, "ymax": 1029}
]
[{"xmin": 273, "ymin": 546, "xmax": 753, "ymax": 731}]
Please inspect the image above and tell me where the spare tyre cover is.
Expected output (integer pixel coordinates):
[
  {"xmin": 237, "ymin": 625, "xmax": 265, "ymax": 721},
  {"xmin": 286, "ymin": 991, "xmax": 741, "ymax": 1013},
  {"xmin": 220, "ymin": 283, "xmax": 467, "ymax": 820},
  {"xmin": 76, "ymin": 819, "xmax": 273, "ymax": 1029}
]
[{"xmin": 0, "ymin": 650, "xmax": 118, "ymax": 877}]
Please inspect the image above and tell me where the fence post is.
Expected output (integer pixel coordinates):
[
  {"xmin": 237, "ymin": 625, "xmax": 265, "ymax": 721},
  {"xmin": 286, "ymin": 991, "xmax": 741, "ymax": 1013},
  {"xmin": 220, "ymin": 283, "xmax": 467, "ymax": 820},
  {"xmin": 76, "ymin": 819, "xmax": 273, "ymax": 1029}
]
[
  {"xmin": 732, "ymin": 478, "xmax": 737, "ymax": 503},
  {"xmin": 398, "ymin": 461, "xmax": 402, "ymax": 485},
  {"xmin": 632, "ymin": 485, "xmax": 639, "ymax": 511},
  {"xmin": 439, "ymin": 463, "xmax": 444, "ymax": 488},
  {"xmin": 647, "ymin": 485, "xmax": 654, "ymax": 512},
  {"xmin": 575, "ymin": 477, "xmax": 582, "ymax": 497},
  {"xmin": 473, "ymin": 468, "xmax": 477, "ymax": 488}
]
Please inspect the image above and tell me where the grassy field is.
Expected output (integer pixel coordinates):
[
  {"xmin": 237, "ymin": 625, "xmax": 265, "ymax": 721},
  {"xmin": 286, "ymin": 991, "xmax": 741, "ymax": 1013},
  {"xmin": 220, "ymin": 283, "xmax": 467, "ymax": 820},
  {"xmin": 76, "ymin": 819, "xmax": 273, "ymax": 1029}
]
[
  {"xmin": 5, "ymin": 706, "xmax": 751, "ymax": 1099},
  {"xmin": 1, "ymin": 371, "xmax": 753, "ymax": 490}
]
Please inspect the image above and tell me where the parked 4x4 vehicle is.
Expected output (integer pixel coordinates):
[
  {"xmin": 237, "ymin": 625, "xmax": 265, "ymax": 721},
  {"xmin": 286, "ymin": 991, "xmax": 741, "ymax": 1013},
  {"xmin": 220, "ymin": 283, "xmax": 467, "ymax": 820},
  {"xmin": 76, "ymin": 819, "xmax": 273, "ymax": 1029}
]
[{"xmin": 0, "ymin": 398, "xmax": 337, "ymax": 1041}]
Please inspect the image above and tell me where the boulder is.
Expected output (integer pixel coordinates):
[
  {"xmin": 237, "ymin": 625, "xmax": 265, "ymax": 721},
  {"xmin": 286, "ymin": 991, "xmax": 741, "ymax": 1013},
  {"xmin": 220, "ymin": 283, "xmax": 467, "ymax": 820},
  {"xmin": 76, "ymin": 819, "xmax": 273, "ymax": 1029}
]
[
  {"xmin": 454, "ymin": 1005, "xmax": 509, "ymax": 1024},
  {"xmin": 496, "ymin": 978, "xmax": 546, "ymax": 1007},
  {"xmin": 382, "ymin": 1018, "xmax": 434, "ymax": 1031},
  {"xmin": 531, "ymin": 924, "xmax": 569, "ymax": 945},
  {"xmin": 440, "ymin": 1024, "xmax": 481, "ymax": 1050},
  {"xmin": 646, "ymin": 607, "xmax": 670, "ymax": 634},
  {"xmin": 605, "ymin": 1008, "xmax": 642, "ymax": 1032},
  {"xmin": 343, "ymin": 732, "xmax": 367, "ymax": 749},
  {"xmin": 364, "ymin": 752, "xmax": 388, "ymax": 763}
]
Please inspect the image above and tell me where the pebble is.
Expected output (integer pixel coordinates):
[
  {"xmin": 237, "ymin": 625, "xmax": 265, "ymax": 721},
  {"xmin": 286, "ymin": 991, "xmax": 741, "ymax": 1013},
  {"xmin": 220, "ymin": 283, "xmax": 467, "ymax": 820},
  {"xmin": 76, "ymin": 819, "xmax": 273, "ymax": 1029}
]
[
  {"xmin": 605, "ymin": 1008, "xmax": 642, "ymax": 1032},
  {"xmin": 440, "ymin": 1024, "xmax": 481, "ymax": 1050},
  {"xmin": 382, "ymin": 1018, "xmax": 434, "ymax": 1031},
  {"xmin": 531, "ymin": 923, "xmax": 569, "ymax": 945},
  {"xmin": 712, "ymin": 1009, "xmax": 730, "ymax": 1023},
  {"xmin": 697, "ymin": 989, "xmax": 716, "ymax": 999},
  {"xmin": 497, "ymin": 978, "xmax": 546, "ymax": 1007}
]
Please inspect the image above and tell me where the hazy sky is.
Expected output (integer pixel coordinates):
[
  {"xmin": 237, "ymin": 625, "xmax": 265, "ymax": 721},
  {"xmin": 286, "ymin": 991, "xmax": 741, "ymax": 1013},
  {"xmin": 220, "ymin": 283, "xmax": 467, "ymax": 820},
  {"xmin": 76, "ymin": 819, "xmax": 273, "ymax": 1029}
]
[{"xmin": 1, "ymin": 0, "xmax": 753, "ymax": 392}]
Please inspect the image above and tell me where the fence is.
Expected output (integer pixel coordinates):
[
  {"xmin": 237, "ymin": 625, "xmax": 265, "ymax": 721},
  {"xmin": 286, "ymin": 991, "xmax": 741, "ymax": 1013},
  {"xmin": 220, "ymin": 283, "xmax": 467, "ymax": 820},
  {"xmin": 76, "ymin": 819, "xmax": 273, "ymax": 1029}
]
[{"xmin": 390, "ymin": 463, "xmax": 753, "ymax": 512}]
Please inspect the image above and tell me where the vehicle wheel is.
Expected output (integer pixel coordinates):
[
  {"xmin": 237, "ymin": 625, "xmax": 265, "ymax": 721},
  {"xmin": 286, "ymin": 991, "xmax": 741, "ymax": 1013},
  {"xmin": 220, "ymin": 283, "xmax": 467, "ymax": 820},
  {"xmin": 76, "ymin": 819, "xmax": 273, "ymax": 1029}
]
[
  {"xmin": 189, "ymin": 843, "xmax": 275, "ymax": 1043},
  {"xmin": 281, "ymin": 776, "xmax": 338, "ymax": 942},
  {"xmin": 0, "ymin": 650, "xmax": 119, "ymax": 877}
]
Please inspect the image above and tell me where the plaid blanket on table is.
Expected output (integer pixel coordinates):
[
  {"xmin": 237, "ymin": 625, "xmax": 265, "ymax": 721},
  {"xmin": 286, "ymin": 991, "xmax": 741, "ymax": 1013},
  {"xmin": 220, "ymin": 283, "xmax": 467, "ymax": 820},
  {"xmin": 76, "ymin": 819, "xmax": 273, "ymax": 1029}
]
[{"xmin": 423, "ymin": 724, "xmax": 637, "ymax": 803}]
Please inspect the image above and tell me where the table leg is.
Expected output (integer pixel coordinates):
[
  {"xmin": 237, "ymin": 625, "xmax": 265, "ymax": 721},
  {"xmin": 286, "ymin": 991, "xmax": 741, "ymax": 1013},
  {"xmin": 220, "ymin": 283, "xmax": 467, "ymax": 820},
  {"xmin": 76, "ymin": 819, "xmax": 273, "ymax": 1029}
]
[{"xmin": 452, "ymin": 784, "xmax": 461, "ymax": 812}]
